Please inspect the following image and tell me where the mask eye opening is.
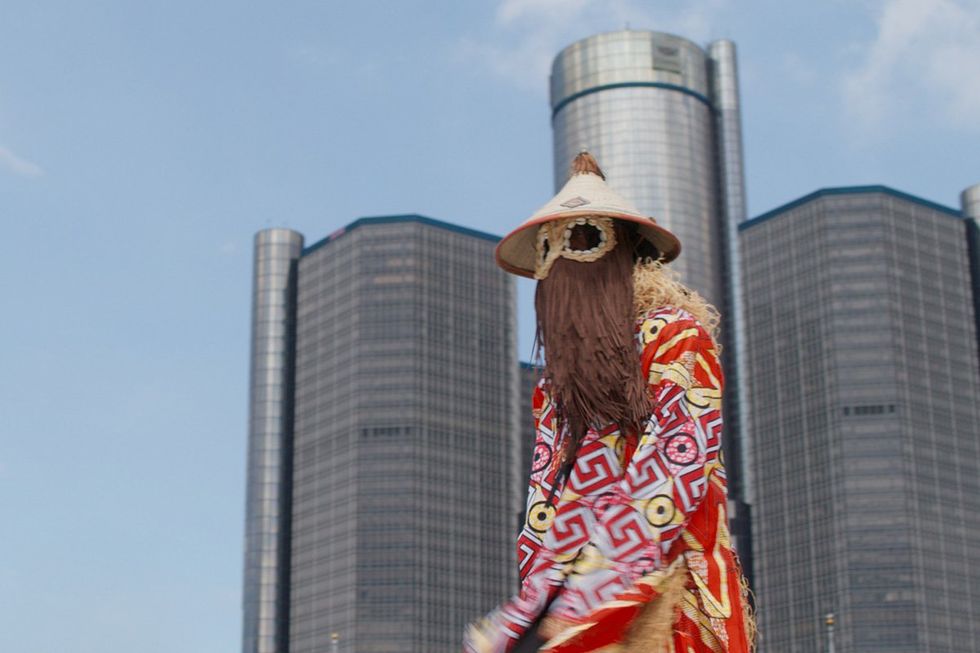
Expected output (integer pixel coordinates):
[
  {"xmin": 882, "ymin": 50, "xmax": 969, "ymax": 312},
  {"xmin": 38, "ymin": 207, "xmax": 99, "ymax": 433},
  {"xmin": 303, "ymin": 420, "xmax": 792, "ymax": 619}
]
[
  {"xmin": 567, "ymin": 223, "xmax": 603, "ymax": 252},
  {"xmin": 623, "ymin": 222, "xmax": 662, "ymax": 262}
]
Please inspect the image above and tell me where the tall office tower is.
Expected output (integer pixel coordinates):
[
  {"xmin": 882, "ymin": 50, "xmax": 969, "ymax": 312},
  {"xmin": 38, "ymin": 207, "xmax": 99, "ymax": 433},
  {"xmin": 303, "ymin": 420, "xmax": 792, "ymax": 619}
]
[
  {"xmin": 243, "ymin": 215, "xmax": 519, "ymax": 653},
  {"xmin": 741, "ymin": 186, "xmax": 980, "ymax": 652},
  {"xmin": 244, "ymin": 228, "xmax": 305, "ymax": 653},
  {"xmin": 550, "ymin": 30, "xmax": 753, "ymax": 556}
]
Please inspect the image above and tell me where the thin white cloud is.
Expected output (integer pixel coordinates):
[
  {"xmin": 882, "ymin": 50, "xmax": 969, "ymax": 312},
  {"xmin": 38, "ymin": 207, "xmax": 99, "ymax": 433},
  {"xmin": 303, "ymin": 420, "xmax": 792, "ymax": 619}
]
[
  {"xmin": 842, "ymin": 0, "xmax": 980, "ymax": 134},
  {"xmin": 0, "ymin": 144, "xmax": 43, "ymax": 177},
  {"xmin": 457, "ymin": 0, "xmax": 730, "ymax": 93}
]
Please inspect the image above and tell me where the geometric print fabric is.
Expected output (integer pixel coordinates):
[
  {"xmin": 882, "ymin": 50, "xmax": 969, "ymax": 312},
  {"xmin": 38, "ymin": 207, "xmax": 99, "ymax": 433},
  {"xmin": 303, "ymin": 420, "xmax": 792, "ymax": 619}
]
[{"xmin": 465, "ymin": 306, "xmax": 752, "ymax": 653}]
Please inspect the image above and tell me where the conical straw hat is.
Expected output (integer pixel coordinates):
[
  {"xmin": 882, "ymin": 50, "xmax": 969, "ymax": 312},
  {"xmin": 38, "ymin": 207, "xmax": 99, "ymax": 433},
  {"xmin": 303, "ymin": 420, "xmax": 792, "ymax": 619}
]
[{"xmin": 495, "ymin": 152, "xmax": 681, "ymax": 278}]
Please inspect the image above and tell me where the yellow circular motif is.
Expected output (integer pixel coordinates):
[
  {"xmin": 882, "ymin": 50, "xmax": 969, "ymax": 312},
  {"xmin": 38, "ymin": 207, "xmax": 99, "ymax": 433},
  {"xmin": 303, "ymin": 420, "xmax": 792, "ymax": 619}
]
[
  {"xmin": 527, "ymin": 501, "xmax": 557, "ymax": 533},
  {"xmin": 645, "ymin": 494, "xmax": 676, "ymax": 527},
  {"xmin": 614, "ymin": 435, "xmax": 626, "ymax": 459},
  {"xmin": 639, "ymin": 317, "xmax": 668, "ymax": 346}
]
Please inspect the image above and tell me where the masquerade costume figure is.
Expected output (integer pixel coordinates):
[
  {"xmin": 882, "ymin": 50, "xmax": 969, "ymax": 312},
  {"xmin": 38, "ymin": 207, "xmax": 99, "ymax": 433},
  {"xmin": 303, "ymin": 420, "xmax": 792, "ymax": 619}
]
[{"xmin": 465, "ymin": 153, "xmax": 755, "ymax": 653}]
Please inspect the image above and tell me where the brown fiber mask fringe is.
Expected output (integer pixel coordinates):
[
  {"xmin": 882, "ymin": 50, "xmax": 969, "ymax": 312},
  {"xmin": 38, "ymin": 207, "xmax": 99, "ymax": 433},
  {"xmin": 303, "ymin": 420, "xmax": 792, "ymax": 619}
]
[{"xmin": 534, "ymin": 222, "xmax": 651, "ymax": 468}]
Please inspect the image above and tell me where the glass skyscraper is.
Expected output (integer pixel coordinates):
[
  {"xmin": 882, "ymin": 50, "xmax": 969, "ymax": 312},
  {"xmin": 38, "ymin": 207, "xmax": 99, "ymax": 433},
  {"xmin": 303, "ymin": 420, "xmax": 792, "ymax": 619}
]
[
  {"xmin": 243, "ymin": 215, "xmax": 519, "ymax": 653},
  {"xmin": 740, "ymin": 186, "xmax": 980, "ymax": 652},
  {"xmin": 551, "ymin": 30, "xmax": 744, "ymax": 307},
  {"xmin": 244, "ymin": 228, "xmax": 305, "ymax": 653},
  {"xmin": 549, "ymin": 29, "xmax": 753, "ymax": 559}
]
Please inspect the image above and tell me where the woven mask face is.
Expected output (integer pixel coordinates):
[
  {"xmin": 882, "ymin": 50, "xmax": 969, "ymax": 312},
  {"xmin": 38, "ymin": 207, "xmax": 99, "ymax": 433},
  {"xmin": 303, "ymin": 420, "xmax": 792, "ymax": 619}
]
[{"xmin": 534, "ymin": 216, "xmax": 618, "ymax": 280}]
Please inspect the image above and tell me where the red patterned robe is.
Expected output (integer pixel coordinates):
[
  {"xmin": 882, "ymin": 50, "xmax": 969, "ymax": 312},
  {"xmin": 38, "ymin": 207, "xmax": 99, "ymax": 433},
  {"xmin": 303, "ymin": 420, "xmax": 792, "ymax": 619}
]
[{"xmin": 465, "ymin": 306, "xmax": 753, "ymax": 653}]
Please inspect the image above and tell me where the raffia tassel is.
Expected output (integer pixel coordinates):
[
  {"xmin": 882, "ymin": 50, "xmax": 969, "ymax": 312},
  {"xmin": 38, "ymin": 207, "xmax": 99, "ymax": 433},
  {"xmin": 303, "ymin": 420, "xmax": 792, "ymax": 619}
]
[
  {"xmin": 570, "ymin": 151, "xmax": 606, "ymax": 179},
  {"xmin": 735, "ymin": 554, "xmax": 758, "ymax": 652},
  {"xmin": 624, "ymin": 559, "xmax": 689, "ymax": 652}
]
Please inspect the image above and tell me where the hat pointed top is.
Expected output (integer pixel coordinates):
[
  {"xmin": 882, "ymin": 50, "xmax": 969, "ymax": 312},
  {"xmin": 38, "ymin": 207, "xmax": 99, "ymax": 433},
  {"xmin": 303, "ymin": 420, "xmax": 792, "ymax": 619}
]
[{"xmin": 570, "ymin": 151, "xmax": 605, "ymax": 180}]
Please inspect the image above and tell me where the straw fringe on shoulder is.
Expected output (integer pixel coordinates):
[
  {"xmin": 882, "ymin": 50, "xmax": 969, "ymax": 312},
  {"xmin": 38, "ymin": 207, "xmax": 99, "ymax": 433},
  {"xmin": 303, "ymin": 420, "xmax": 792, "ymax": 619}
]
[{"xmin": 632, "ymin": 259, "xmax": 721, "ymax": 351}]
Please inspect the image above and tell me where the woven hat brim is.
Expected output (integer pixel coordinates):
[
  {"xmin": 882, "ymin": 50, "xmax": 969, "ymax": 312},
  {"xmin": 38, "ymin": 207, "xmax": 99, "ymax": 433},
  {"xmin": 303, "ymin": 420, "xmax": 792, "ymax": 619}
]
[{"xmin": 495, "ymin": 210, "xmax": 682, "ymax": 279}]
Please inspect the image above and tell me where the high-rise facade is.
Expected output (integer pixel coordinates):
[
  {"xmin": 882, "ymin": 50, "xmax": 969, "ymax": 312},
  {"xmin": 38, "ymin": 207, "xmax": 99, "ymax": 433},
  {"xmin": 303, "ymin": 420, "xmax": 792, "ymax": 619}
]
[
  {"xmin": 243, "ymin": 215, "xmax": 519, "ymax": 653},
  {"xmin": 549, "ymin": 29, "xmax": 753, "ymax": 556},
  {"xmin": 740, "ymin": 186, "xmax": 980, "ymax": 652}
]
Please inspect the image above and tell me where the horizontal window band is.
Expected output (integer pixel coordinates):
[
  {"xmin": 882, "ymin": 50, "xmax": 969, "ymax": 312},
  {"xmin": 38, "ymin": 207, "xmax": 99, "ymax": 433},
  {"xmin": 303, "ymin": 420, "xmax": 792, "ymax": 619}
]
[{"xmin": 552, "ymin": 81, "xmax": 714, "ymax": 119}]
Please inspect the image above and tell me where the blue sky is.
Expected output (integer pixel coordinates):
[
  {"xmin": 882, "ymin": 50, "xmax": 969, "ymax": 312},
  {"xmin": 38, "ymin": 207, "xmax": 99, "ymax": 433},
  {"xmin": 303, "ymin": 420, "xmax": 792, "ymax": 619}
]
[{"xmin": 2, "ymin": 1, "xmax": 978, "ymax": 651}]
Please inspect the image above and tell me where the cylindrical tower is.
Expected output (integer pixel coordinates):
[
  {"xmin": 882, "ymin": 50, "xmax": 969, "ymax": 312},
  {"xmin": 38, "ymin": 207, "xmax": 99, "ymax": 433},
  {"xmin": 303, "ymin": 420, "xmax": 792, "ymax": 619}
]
[
  {"xmin": 962, "ymin": 183, "xmax": 980, "ymax": 371},
  {"xmin": 550, "ymin": 29, "xmax": 724, "ymax": 307},
  {"xmin": 550, "ymin": 30, "xmax": 754, "ymax": 559},
  {"xmin": 706, "ymin": 38, "xmax": 754, "ymax": 573},
  {"xmin": 962, "ymin": 182, "xmax": 980, "ymax": 221},
  {"xmin": 243, "ymin": 228, "xmax": 304, "ymax": 653},
  {"xmin": 706, "ymin": 39, "xmax": 751, "ymax": 490}
]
